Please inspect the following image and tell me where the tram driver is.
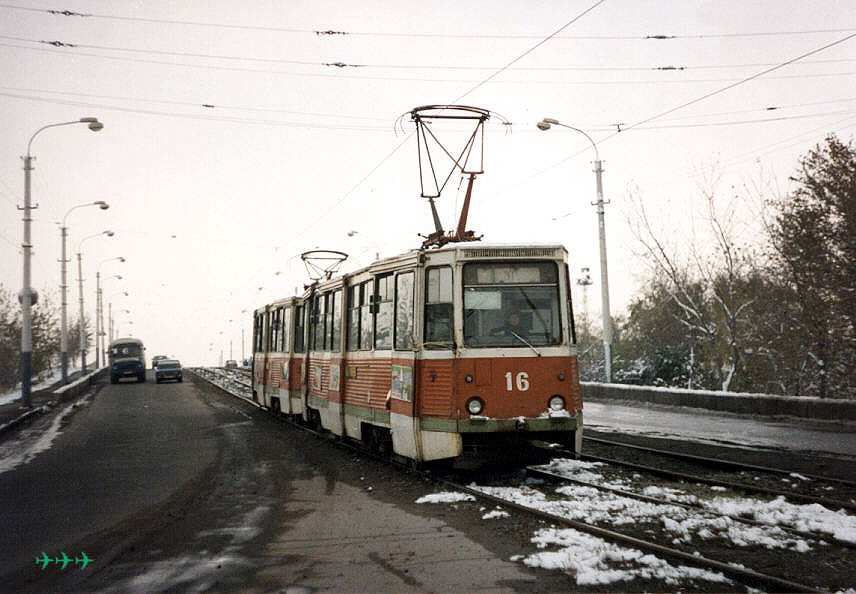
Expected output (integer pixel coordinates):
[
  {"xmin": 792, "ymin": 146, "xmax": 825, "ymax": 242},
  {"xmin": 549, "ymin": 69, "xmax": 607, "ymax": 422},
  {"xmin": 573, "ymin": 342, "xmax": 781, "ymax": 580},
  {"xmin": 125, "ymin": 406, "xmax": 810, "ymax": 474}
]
[{"xmin": 491, "ymin": 310, "xmax": 530, "ymax": 338}]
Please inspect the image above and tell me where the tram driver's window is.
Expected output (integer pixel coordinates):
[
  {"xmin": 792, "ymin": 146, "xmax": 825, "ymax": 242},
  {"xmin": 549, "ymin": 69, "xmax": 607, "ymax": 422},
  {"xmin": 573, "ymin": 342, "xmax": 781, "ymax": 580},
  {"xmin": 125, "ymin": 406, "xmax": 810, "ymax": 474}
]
[{"xmin": 425, "ymin": 266, "xmax": 453, "ymax": 347}]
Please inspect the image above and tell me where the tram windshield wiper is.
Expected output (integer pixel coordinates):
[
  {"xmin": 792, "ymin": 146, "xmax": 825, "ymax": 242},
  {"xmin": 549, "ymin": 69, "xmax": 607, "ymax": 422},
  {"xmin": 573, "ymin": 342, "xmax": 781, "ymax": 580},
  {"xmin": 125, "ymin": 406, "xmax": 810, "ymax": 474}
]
[{"xmin": 509, "ymin": 330, "xmax": 541, "ymax": 357}]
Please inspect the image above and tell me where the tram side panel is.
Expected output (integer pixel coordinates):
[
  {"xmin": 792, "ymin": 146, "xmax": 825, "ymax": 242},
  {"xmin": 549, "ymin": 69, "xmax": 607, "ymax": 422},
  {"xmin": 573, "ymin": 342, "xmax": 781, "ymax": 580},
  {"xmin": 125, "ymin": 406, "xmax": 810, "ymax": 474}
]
[{"xmin": 340, "ymin": 354, "xmax": 393, "ymax": 440}]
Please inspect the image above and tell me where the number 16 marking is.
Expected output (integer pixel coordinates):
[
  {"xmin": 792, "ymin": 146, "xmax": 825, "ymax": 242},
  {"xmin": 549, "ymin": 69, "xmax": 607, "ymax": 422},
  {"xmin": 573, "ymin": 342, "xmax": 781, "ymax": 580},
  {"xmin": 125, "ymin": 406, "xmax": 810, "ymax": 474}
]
[{"xmin": 505, "ymin": 371, "xmax": 530, "ymax": 391}]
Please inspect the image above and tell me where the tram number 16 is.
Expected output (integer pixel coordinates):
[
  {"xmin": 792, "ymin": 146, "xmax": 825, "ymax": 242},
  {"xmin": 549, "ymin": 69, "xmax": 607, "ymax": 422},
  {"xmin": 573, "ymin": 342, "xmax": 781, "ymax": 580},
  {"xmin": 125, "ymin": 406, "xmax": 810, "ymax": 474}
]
[{"xmin": 504, "ymin": 371, "xmax": 530, "ymax": 392}]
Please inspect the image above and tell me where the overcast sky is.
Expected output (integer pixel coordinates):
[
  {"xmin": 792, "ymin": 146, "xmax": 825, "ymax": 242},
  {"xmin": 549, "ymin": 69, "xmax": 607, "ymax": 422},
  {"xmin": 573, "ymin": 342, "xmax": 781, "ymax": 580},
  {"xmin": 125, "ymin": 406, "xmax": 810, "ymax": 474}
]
[{"xmin": 1, "ymin": 1, "xmax": 854, "ymax": 366}]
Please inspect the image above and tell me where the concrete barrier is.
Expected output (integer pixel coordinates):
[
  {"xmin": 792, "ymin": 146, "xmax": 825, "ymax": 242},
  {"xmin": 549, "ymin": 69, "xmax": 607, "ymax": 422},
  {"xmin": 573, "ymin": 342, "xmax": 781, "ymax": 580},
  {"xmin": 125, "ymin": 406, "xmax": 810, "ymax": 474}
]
[
  {"xmin": 53, "ymin": 366, "xmax": 107, "ymax": 402},
  {"xmin": 581, "ymin": 382, "xmax": 856, "ymax": 421}
]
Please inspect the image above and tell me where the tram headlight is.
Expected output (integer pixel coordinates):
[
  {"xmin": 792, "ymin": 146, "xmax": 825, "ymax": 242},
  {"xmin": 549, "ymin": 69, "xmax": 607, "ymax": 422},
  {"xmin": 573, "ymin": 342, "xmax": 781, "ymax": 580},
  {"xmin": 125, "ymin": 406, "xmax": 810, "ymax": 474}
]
[
  {"xmin": 548, "ymin": 395, "xmax": 565, "ymax": 411},
  {"xmin": 466, "ymin": 397, "xmax": 484, "ymax": 415}
]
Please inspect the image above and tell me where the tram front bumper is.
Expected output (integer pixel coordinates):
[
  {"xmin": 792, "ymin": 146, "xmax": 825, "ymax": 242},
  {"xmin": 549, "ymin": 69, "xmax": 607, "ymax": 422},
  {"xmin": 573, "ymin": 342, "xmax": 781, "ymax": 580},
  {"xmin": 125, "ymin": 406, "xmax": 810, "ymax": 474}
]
[{"xmin": 420, "ymin": 414, "xmax": 580, "ymax": 434}]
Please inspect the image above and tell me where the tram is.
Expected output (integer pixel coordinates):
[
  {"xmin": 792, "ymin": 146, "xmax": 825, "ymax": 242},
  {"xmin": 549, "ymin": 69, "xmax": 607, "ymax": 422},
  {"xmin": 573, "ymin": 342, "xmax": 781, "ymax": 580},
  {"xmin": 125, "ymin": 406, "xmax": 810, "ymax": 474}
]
[{"xmin": 252, "ymin": 242, "xmax": 583, "ymax": 463}]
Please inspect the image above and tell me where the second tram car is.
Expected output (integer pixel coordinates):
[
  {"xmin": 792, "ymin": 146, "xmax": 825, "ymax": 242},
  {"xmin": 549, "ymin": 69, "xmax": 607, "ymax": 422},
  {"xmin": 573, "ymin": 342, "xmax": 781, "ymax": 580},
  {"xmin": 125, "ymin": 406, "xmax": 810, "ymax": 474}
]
[{"xmin": 252, "ymin": 243, "xmax": 582, "ymax": 462}]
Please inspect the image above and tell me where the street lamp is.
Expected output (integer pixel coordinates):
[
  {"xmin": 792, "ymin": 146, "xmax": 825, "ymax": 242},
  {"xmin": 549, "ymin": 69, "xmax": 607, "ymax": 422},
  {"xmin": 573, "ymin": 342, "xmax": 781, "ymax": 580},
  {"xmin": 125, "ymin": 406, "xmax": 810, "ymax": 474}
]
[
  {"xmin": 96, "ymin": 257, "xmax": 124, "ymax": 367},
  {"xmin": 19, "ymin": 117, "xmax": 103, "ymax": 407},
  {"xmin": 59, "ymin": 200, "xmax": 109, "ymax": 383},
  {"xmin": 106, "ymin": 293, "xmax": 129, "ymax": 343},
  {"xmin": 347, "ymin": 230, "xmax": 380, "ymax": 260},
  {"xmin": 537, "ymin": 117, "xmax": 614, "ymax": 382},
  {"xmin": 76, "ymin": 230, "xmax": 114, "ymax": 372}
]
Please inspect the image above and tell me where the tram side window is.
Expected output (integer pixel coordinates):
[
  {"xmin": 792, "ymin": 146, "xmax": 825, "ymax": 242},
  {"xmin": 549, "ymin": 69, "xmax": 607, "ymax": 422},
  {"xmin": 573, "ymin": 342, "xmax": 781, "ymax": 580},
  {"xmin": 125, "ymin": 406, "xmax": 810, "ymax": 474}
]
[
  {"xmin": 281, "ymin": 307, "xmax": 292, "ymax": 352},
  {"xmin": 425, "ymin": 266, "xmax": 453, "ymax": 347},
  {"xmin": 253, "ymin": 314, "xmax": 263, "ymax": 352},
  {"xmin": 271, "ymin": 308, "xmax": 282, "ymax": 352},
  {"xmin": 360, "ymin": 281, "xmax": 373, "ymax": 349},
  {"xmin": 264, "ymin": 311, "xmax": 273, "ymax": 352},
  {"xmin": 294, "ymin": 305, "xmax": 306, "ymax": 353},
  {"xmin": 311, "ymin": 294, "xmax": 325, "ymax": 351},
  {"xmin": 332, "ymin": 289, "xmax": 342, "ymax": 351},
  {"xmin": 395, "ymin": 271, "xmax": 414, "ymax": 350},
  {"xmin": 374, "ymin": 274, "xmax": 393, "ymax": 350},
  {"xmin": 347, "ymin": 285, "xmax": 360, "ymax": 351}
]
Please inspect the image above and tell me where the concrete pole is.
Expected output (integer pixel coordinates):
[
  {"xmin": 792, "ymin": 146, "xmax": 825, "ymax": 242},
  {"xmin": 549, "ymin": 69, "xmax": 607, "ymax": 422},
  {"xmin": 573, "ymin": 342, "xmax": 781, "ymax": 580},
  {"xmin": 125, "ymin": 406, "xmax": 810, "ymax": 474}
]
[
  {"xmin": 77, "ymin": 252, "xmax": 87, "ymax": 372},
  {"xmin": 60, "ymin": 225, "xmax": 70, "ymax": 383},
  {"xmin": 537, "ymin": 118, "xmax": 613, "ymax": 383},
  {"xmin": 95, "ymin": 272, "xmax": 101, "ymax": 368},
  {"xmin": 20, "ymin": 118, "xmax": 103, "ymax": 403},
  {"xmin": 19, "ymin": 154, "xmax": 34, "ymax": 408},
  {"xmin": 594, "ymin": 160, "xmax": 613, "ymax": 383}
]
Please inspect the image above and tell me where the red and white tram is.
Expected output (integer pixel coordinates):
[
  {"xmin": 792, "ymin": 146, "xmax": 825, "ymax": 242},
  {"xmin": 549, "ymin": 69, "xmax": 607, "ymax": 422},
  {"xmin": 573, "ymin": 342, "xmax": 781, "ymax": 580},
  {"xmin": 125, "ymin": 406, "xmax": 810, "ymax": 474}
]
[{"xmin": 252, "ymin": 242, "xmax": 583, "ymax": 463}]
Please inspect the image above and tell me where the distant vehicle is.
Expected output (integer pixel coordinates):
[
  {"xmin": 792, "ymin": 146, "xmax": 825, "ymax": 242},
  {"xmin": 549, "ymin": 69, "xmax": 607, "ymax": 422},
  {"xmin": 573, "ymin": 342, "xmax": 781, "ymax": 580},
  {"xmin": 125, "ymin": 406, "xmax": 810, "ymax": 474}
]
[
  {"xmin": 155, "ymin": 359, "xmax": 183, "ymax": 383},
  {"xmin": 109, "ymin": 337, "xmax": 146, "ymax": 384},
  {"xmin": 224, "ymin": 359, "xmax": 238, "ymax": 369},
  {"xmin": 151, "ymin": 355, "xmax": 168, "ymax": 369}
]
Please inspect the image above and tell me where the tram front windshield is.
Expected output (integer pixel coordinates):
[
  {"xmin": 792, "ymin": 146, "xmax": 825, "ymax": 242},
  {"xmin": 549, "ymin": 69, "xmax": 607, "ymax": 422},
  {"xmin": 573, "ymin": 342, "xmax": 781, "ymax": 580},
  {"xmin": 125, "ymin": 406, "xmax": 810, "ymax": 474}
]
[{"xmin": 463, "ymin": 262, "xmax": 561, "ymax": 347}]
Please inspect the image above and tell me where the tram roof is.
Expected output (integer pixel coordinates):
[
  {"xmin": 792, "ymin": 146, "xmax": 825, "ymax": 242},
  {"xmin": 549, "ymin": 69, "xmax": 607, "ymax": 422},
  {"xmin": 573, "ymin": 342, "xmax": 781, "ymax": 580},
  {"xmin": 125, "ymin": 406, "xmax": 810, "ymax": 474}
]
[{"xmin": 252, "ymin": 242, "xmax": 569, "ymax": 313}]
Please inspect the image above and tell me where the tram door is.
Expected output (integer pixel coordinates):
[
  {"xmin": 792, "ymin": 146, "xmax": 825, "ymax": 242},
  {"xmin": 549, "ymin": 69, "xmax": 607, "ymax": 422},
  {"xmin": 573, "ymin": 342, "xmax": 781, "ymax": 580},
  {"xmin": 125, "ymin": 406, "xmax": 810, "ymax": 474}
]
[{"xmin": 390, "ymin": 271, "xmax": 420, "ymax": 456}]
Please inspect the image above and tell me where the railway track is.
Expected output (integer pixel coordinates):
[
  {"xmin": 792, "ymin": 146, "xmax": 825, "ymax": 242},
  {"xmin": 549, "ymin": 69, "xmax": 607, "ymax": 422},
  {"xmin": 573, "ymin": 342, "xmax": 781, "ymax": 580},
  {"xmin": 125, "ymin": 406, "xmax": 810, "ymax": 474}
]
[
  {"xmin": 189, "ymin": 368, "xmax": 855, "ymax": 592},
  {"xmin": 574, "ymin": 436, "xmax": 856, "ymax": 512}
]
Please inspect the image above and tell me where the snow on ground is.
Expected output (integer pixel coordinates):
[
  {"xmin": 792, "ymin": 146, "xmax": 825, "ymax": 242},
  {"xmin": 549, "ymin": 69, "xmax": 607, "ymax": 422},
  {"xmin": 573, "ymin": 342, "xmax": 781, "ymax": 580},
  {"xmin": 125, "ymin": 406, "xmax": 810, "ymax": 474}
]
[
  {"xmin": 417, "ymin": 484, "xmax": 731, "ymax": 587},
  {"xmin": 0, "ymin": 368, "xmax": 75, "ymax": 406},
  {"xmin": 524, "ymin": 527, "xmax": 731, "ymax": 586},
  {"xmin": 482, "ymin": 510, "xmax": 510, "ymax": 519},
  {"xmin": 0, "ymin": 395, "xmax": 88, "ymax": 474},
  {"xmin": 473, "ymin": 464, "xmax": 814, "ymax": 551},
  {"xmin": 532, "ymin": 457, "xmax": 855, "ymax": 547},
  {"xmin": 415, "ymin": 491, "xmax": 475, "ymax": 504}
]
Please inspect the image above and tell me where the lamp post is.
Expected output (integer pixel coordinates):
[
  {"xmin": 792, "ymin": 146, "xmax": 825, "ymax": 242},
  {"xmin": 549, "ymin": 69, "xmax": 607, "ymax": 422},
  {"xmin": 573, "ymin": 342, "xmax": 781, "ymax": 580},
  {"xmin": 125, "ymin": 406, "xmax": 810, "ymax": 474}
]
[
  {"xmin": 95, "ymin": 258, "xmax": 124, "ymax": 367},
  {"xmin": 60, "ymin": 201, "xmax": 109, "ymax": 383},
  {"xmin": 19, "ymin": 117, "xmax": 103, "ymax": 407},
  {"xmin": 76, "ymin": 230, "xmax": 114, "ymax": 372},
  {"xmin": 347, "ymin": 230, "xmax": 380, "ymax": 261},
  {"xmin": 113, "ymin": 308, "xmax": 131, "ymax": 339},
  {"xmin": 537, "ymin": 117, "xmax": 613, "ymax": 383}
]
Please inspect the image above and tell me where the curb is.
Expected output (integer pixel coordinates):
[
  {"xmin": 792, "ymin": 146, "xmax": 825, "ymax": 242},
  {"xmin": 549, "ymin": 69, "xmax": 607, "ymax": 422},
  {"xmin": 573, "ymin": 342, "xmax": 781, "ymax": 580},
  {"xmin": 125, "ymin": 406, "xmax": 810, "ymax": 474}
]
[{"xmin": 0, "ymin": 403, "xmax": 55, "ymax": 438}]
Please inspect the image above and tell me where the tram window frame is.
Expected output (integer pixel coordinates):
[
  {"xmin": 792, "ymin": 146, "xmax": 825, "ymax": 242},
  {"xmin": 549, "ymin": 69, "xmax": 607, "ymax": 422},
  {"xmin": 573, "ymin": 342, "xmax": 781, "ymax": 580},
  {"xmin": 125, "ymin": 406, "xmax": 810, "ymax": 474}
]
[
  {"xmin": 281, "ymin": 306, "xmax": 292, "ymax": 352},
  {"xmin": 253, "ymin": 314, "xmax": 262, "ymax": 352},
  {"xmin": 564, "ymin": 264, "xmax": 577, "ymax": 345},
  {"xmin": 264, "ymin": 310, "xmax": 273, "ymax": 352},
  {"xmin": 311, "ymin": 294, "xmax": 325, "ymax": 352},
  {"xmin": 374, "ymin": 274, "xmax": 394, "ymax": 350},
  {"xmin": 347, "ymin": 284, "xmax": 361, "ymax": 351},
  {"xmin": 360, "ymin": 281, "xmax": 373, "ymax": 350},
  {"xmin": 331, "ymin": 289, "xmax": 342, "ymax": 352},
  {"xmin": 294, "ymin": 304, "xmax": 306, "ymax": 353},
  {"xmin": 395, "ymin": 271, "xmax": 415, "ymax": 350},
  {"xmin": 462, "ymin": 261, "xmax": 562, "ymax": 347},
  {"xmin": 323, "ymin": 293, "xmax": 333, "ymax": 351},
  {"xmin": 271, "ymin": 307, "xmax": 282, "ymax": 352},
  {"xmin": 424, "ymin": 266, "xmax": 454, "ymax": 348}
]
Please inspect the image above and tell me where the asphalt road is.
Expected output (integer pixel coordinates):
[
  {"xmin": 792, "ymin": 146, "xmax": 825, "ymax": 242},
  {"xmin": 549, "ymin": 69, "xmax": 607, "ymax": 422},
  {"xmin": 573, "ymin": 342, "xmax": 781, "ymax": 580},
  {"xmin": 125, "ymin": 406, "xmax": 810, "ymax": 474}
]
[{"xmin": 0, "ymin": 371, "xmax": 572, "ymax": 593}]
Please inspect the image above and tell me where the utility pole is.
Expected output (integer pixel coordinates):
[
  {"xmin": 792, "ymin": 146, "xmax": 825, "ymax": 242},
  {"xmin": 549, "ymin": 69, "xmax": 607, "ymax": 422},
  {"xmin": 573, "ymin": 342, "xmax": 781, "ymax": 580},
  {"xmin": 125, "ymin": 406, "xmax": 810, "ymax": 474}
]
[{"xmin": 538, "ymin": 118, "xmax": 614, "ymax": 383}]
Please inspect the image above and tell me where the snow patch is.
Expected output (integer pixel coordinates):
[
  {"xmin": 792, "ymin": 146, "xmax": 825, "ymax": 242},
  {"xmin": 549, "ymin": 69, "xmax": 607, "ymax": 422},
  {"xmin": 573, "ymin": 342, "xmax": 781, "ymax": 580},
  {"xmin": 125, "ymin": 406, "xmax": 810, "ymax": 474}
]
[
  {"xmin": 523, "ymin": 527, "xmax": 731, "ymax": 586},
  {"xmin": 0, "ymin": 397, "xmax": 87, "ymax": 474},
  {"xmin": 415, "ymin": 491, "xmax": 475, "ymax": 504}
]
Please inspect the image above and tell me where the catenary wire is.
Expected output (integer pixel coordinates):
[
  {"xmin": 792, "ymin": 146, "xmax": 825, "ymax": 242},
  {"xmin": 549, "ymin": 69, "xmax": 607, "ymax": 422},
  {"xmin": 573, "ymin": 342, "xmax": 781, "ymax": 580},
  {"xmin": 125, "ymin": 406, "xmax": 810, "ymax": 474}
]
[
  {"xmin": 0, "ymin": 4, "xmax": 853, "ymax": 40},
  {"xmin": 3, "ymin": 34, "xmax": 854, "ymax": 72},
  {"xmin": 3, "ymin": 42, "xmax": 855, "ymax": 87}
]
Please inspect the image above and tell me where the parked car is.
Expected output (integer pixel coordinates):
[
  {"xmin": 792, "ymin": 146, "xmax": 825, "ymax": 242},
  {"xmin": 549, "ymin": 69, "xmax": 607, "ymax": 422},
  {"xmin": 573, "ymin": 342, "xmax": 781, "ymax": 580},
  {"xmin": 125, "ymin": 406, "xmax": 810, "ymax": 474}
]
[
  {"xmin": 225, "ymin": 359, "xmax": 238, "ymax": 369},
  {"xmin": 155, "ymin": 359, "xmax": 183, "ymax": 383},
  {"xmin": 152, "ymin": 355, "xmax": 168, "ymax": 369}
]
